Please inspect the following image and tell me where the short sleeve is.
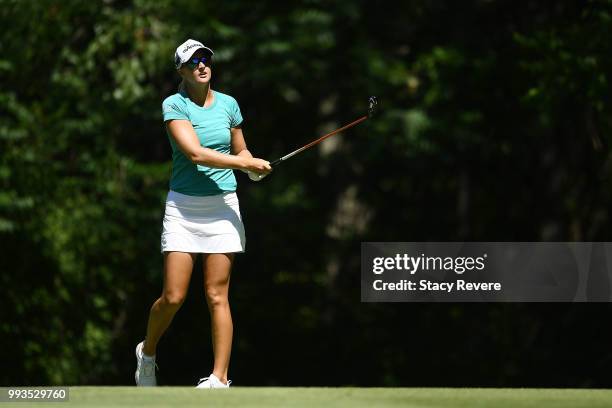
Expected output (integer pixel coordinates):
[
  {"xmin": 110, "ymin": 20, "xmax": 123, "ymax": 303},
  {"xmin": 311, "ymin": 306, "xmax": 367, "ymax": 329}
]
[
  {"xmin": 229, "ymin": 97, "xmax": 243, "ymax": 128},
  {"xmin": 162, "ymin": 97, "xmax": 189, "ymax": 121}
]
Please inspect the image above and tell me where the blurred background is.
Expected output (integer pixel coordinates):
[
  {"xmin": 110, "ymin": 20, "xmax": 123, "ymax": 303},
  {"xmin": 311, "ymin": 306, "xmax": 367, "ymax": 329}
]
[{"xmin": 2, "ymin": 0, "xmax": 612, "ymax": 387}]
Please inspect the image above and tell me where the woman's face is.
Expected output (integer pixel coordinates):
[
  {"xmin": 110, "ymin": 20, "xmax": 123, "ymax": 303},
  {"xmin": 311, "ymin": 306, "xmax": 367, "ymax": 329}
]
[{"xmin": 179, "ymin": 49, "xmax": 212, "ymax": 85}]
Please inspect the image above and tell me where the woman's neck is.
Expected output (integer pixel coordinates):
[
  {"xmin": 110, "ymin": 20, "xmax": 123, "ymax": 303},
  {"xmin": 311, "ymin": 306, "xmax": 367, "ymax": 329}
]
[{"xmin": 184, "ymin": 82, "xmax": 212, "ymax": 107}]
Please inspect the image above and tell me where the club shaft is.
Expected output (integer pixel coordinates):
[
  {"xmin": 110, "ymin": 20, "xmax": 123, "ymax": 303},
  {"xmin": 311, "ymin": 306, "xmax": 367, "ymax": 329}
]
[{"xmin": 271, "ymin": 115, "xmax": 368, "ymax": 166}]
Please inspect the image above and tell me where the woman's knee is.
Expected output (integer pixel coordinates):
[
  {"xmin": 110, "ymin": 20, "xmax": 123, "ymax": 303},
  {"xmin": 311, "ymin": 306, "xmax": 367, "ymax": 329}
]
[
  {"xmin": 204, "ymin": 285, "xmax": 228, "ymax": 308},
  {"xmin": 161, "ymin": 292, "xmax": 186, "ymax": 308}
]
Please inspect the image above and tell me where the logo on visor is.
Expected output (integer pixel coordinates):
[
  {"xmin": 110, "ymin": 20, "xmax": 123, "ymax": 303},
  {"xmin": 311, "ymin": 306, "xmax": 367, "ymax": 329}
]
[{"xmin": 182, "ymin": 43, "xmax": 202, "ymax": 54}]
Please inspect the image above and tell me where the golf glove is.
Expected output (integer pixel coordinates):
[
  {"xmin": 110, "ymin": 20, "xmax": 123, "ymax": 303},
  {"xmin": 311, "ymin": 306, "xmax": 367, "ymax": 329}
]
[{"xmin": 247, "ymin": 171, "xmax": 267, "ymax": 181}]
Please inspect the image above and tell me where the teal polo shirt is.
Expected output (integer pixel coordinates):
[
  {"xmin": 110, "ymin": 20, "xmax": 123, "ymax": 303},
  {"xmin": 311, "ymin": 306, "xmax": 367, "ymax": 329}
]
[{"xmin": 162, "ymin": 89, "xmax": 243, "ymax": 196}]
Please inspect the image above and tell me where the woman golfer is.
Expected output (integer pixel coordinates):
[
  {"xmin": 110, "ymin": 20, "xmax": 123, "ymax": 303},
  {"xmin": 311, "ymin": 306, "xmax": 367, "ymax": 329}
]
[{"xmin": 134, "ymin": 39, "xmax": 271, "ymax": 388}]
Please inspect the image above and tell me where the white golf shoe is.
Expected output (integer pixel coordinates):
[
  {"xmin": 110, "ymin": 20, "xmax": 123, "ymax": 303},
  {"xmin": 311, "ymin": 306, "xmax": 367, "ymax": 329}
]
[
  {"xmin": 195, "ymin": 373, "xmax": 231, "ymax": 389},
  {"xmin": 135, "ymin": 341, "xmax": 157, "ymax": 386}
]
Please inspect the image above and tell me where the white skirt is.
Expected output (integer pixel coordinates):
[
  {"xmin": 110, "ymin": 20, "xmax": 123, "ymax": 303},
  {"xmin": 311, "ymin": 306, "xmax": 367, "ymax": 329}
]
[{"xmin": 160, "ymin": 190, "xmax": 246, "ymax": 254}]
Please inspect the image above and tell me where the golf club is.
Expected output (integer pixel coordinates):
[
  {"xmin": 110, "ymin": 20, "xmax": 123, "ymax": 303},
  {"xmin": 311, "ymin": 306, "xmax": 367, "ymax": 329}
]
[{"xmin": 248, "ymin": 96, "xmax": 378, "ymax": 181}]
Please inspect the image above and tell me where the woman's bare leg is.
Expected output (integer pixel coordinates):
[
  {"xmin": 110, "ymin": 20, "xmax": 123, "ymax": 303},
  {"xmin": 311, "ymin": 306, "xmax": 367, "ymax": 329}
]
[
  {"xmin": 203, "ymin": 253, "xmax": 234, "ymax": 384},
  {"xmin": 143, "ymin": 251, "xmax": 196, "ymax": 356}
]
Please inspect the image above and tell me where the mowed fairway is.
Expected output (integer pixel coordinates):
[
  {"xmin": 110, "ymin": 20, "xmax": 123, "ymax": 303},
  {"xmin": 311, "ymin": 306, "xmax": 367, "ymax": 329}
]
[{"xmin": 7, "ymin": 387, "xmax": 612, "ymax": 408}]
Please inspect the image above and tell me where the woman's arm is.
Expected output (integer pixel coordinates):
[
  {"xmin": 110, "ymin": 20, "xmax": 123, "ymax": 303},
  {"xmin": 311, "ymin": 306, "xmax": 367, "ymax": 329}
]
[
  {"xmin": 230, "ymin": 125, "xmax": 272, "ymax": 181},
  {"xmin": 166, "ymin": 120, "xmax": 270, "ymax": 173},
  {"xmin": 230, "ymin": 125, "xmax": 253, "ymax": 159}
]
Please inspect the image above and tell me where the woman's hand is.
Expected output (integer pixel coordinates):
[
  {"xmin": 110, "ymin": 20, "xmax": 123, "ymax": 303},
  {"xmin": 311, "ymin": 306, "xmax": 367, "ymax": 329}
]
[
  {"xmin": 244, "ymin": 158, "xmax": 272, "ymax": 174},
  {"xmin": 242, "ymin": 158, "xmax": 272, "ymax": 181}
]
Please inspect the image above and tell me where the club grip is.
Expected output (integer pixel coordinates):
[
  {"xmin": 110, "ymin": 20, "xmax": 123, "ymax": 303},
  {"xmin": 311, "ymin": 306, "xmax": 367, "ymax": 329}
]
[{"xmin": 270, "ymin": 158, "xmax": 282, "ymax": 167}]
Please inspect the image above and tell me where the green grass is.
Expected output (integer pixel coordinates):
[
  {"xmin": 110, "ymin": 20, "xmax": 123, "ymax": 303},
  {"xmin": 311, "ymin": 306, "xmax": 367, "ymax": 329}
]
[{"xmin": 8, "ymin": 387, "xmax": 612, "ymax": 408}]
